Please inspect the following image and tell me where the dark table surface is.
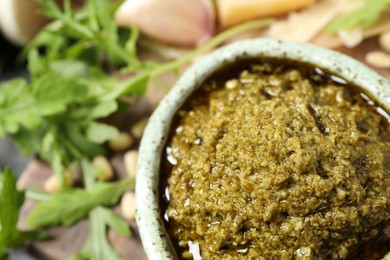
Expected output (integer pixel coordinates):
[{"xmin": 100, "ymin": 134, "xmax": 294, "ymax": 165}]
[
  {"xmin": 0, "ymin": 34, "xmax": 35, "ymax": 260},
  {"xmin": 0, "ymin": 34, "xmax": 31, "ymax": 177}
]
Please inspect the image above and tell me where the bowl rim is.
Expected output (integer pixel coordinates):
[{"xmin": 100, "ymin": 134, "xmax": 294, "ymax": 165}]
[{"xmin": 135, "ymin": 38, "xmax": 390, "ymax": 259}]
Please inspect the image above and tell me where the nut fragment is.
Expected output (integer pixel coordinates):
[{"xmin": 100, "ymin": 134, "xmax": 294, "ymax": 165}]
[
  {"xmin": 92, "ymin": 155, "xmax": 114, "ymax": 181},
  {"xmin": 108, "ymin": 132, "xmax": 134, "ymax": 151},
  {"xmin": 337, "ymin": 29, "xmax": 363, "ymax": 48},
  {"xmin": 130, "ymin": 117, "xmax": 149, "ymax": 140},
  {"xmin": 379, "ymin": 31, "xmax": 390, "ymax": 53},
  {"xmin": 124, "ymin": 150, "xmax": 138, "ymax": 178},
  {"xmin": 44, "ymin": 171, "xmax": 74, "ymax": 194},
  {"xmin": 365, "ymin": 51, "xmax": 390, "ymax": 69},
  {"xmin": 121, "ymin": 191, "xmax": 136, "ymax": 221},
  {"xmin": 225, "ymin": 79, "xmax": 239, "ymax": 90}
]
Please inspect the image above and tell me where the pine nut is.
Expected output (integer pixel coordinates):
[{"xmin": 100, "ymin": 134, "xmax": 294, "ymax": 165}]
[
  {"xmin": 121, "ymin": 191, "xmax": 136, "ymax": 221},
  {"xmin": 225, "ymin": 79, "xmax": 238, "ymax": 89},
  {"xmin": 379, "ymin": 31, "xmax": 390, "ymax": 53},
  {"xmin": 337, "ymin": 29, "xmax": 363, "ymax": 48},
  {"xmin": 365, "ymin": 51, "xmax": 390, "ymax": 69},
  {"xmin": 131, "ymin": 117, "xmax": 149, "ymax": 140},
  {"xmin": 124, "ymin": 150, "xmax": 138, "ymax": 178},
  {"xmin": 92, "ymin": 155, "xmax": 114, "ymax": 181},
  {"xmin": 108, "ymin": 132, "xmax": 133, "ymax": 151},
  {"xmin": 44, "ymin": 171, "xmax": 73, "ymax": 194}
]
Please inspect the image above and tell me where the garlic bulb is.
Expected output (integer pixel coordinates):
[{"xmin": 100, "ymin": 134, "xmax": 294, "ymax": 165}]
[
  {"xmin": 114, "ymin": 0, "xmax": 216, "ymax": 46},
  {"xmin": 0, "ymin": 0, "xmax": 49, "ymax": 45}
]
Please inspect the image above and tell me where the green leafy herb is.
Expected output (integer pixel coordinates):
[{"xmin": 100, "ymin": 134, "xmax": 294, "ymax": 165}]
[
  {"xmin": 0, "ymin": 66, "xmax": 137, "ymax": 181},
  {"xmin": 0, "ymin": 169, "xmax": 46, "ymax": 257},
  {"xmin": 26, "ymin": 177, "xmax": 134, "ymax": 227},
  {"xmin": 68, "ymin": 161, "xmax": 131, "ymax": 260},
  {"xmin": 2, "ymin": 0, "xmax": 273, "ymax": 179},
  {"xmin": 324, "ymin": 0, "xmax": 390, "ymax": 32},
  {"xmin": 70, "ymin": 206, "xmax": 131, "ymax": 260},
  {"xmin": 1, "ymin": 0, "xmax": 154, "ymax": 181},
  {"xmin": 26, "ymin": 0, "xmax": 147, "ymax": 69},
  {"xmin": 0, "ymin": 72, "xmax": 87, "ymax": 138}
]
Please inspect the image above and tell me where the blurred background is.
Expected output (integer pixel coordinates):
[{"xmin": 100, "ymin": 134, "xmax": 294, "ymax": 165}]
[{"xmin": 0, "ymin": 34, "xmax": 30, "ymax": 177}]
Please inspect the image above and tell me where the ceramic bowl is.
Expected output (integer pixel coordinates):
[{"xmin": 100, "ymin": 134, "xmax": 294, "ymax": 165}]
[{"xmin": 135, "ymin": 38, "xmax": 390, "ymax": 259}]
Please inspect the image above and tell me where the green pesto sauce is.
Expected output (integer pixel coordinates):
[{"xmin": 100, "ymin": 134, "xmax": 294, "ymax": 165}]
[{"xmin": 160, "ymin": 59, "xmax": 390, "ymax": 260}]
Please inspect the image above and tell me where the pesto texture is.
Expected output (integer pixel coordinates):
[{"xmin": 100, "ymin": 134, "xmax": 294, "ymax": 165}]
[{"xmin": 162, "ymin": 61, "xmax": 390, "ymax": 259}]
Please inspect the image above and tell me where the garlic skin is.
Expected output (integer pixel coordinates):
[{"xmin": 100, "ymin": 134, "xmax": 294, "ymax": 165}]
[
  {"xmin": 0, "ymin": 0, "xmax": 49, "ymax": 45},
  {"xmin": 114, "ymin": 0, "xmax": 215, "ymax": 46}
]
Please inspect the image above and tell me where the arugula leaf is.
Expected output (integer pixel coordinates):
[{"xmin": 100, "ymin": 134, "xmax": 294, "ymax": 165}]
[
  {"xmin": 28, "ymin": 0, "xmax": 144, "ymax": 69},
  {"xmin": 70, "ymin": 207, "xmax": 131, "ymax": 260},
  {"xmin": 0, "ymin": 79, "xmax": 37, "ymax": 136},
  {"xmin": 324, "ymin": 0, "xmax": 390, "ymax": 32},
  {"xmin": 86, "ymin": 122, "xmax": 119, "ymax": 144},
  {"xmin": 0, "ymin": 169, "xmax": 46, "ymax": 258},
  {"xmin": 0, "ymin": 62, "xmax": 117, "ymax": 177},
  {"xmin": 0, "ymin": 72, "xmax": 87, "ymax": 138},
  {"xmin": 1, "ymin": 56, "xmax": 143, "ymax": 177},
  {"xmin": 26, "ymin": 177, "xmax": 134, "ymax": 227},
  {"xmin": 69, "ymin": 161, "xmax": 131, "ymax": 260}
]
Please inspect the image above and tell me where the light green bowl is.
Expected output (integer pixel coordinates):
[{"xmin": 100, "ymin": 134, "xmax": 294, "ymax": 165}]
[{"xmin": 135, "ymin": 38, "xmax": 390, "ymax": 259}]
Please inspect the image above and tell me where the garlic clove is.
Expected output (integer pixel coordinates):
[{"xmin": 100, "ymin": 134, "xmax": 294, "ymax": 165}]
[
  {"xmin": 0, "ymin": 0, "xmax": 49, "ymax": 45},
  {"xmin": 114, "ymin": 0, "xmax": 215, "ymax": 46}
]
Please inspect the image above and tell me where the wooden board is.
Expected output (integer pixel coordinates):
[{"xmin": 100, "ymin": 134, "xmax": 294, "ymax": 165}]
[{"xmin": 17, "ymin": 37, "xmax": 390, "ymax": 259}]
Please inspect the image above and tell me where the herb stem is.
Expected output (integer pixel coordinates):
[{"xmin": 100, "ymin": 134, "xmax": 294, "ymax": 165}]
[
  {"xmin": 149, "ymin": 18, "xmax": 274, "ymax": 78},
  {"xmin": 95, "ymin": 34, "xmax": 135, "ymax": 65},
  {"xmin": 26, "ymin": 190, "xmax": 51, "ymax": 202}
]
